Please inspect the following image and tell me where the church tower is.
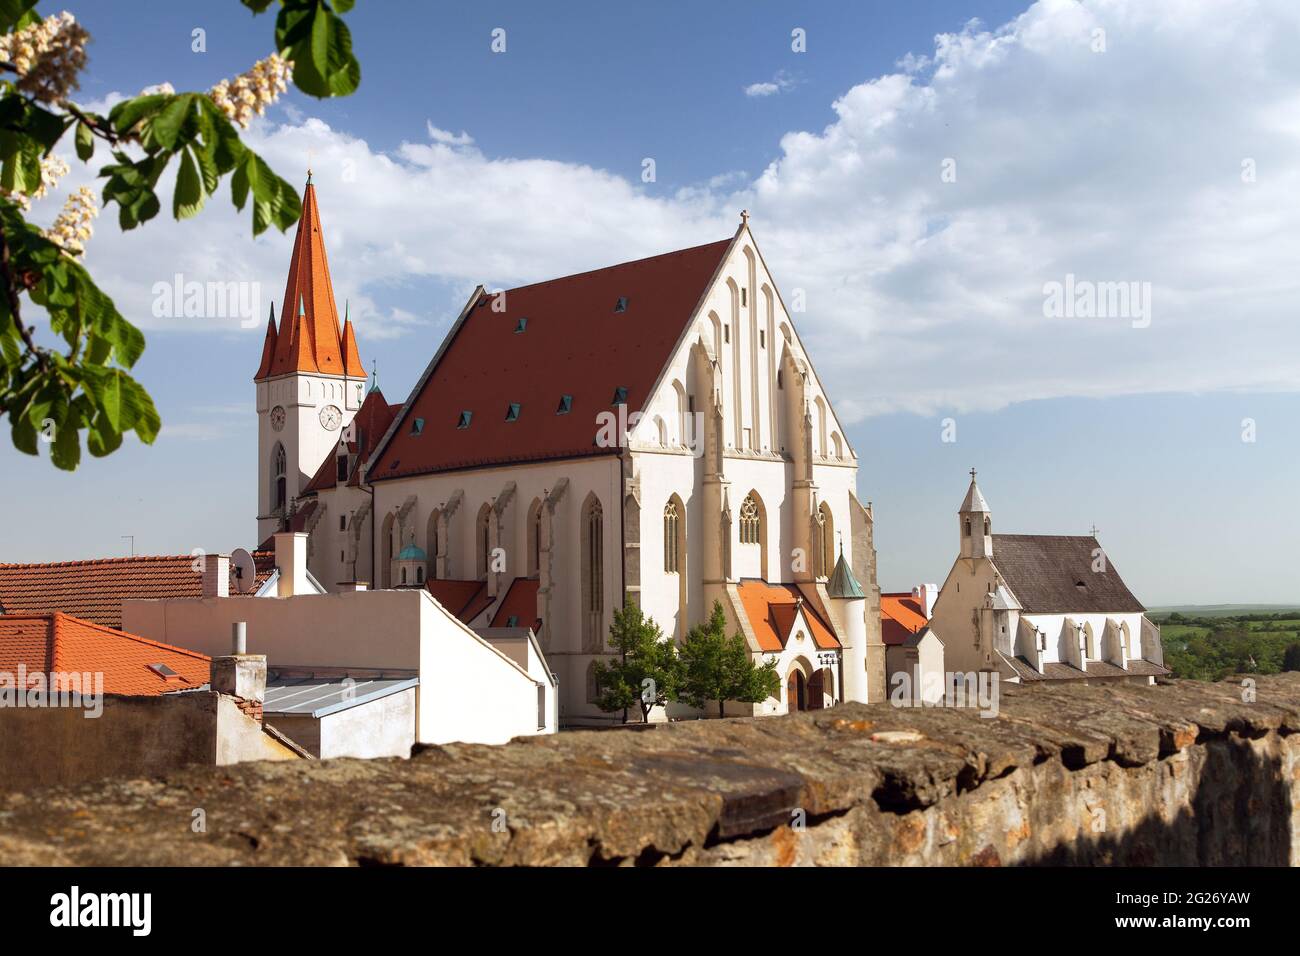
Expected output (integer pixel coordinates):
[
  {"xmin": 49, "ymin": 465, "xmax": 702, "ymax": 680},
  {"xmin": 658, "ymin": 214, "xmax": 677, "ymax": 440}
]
[
  {"xmin": 254, "ymin": 177, "xmax": 366, "ymax": 545},
  {"xmin": 958, "ymin": 469, "xmax": 992, "ymax": 560}
]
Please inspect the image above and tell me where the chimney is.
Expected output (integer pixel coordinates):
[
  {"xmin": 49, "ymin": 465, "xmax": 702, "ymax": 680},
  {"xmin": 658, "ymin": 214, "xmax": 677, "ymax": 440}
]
[
  {"xmin": 337, "ymin": 581, "xmax": 368, "ymax": 592},
  {"xmin": 202, "ymin": 553, "xmax": 230, "ymax": 598},
  {"xmin": 915, "ymin": 583, "xmax": 939, "ymax": 620},
  {"xmin": 210, "ymin": 622, "xmax": 266, "ymax": 722},
  {"xmin": 273, "ymin": 531, "xmax": 310, "ymax": 598}
]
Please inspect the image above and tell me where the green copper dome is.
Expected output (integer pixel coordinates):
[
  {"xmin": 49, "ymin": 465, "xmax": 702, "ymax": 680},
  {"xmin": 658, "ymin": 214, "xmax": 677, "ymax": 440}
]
[
  {"xmin": 397, "ymin": 544, "xmax": 427, "ymax": 561},
  {"xmin": 827, "ymin": 550, "xmax": 865, "ymax": 600}
]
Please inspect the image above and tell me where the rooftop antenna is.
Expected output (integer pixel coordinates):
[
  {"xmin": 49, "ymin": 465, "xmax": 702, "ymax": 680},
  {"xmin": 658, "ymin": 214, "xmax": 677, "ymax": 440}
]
[{"xmin": 121, "ymin": 535, "xmax": 135, "ymax": 557}]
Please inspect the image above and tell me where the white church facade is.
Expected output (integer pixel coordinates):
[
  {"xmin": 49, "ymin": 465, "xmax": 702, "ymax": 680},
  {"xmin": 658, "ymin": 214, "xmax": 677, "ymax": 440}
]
[
  {"xmin": 255, "ymin": 184, "xmax": 886, "ymax": 725},
  {"xmin": 923, "ymin": 473, "xmax": 1169, "ymax": 688}
]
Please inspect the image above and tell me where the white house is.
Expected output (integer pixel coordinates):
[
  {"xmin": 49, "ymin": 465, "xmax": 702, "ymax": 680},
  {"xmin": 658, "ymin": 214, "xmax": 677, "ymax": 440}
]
[
  {"xmin": 926, "ymin": 473, "xmax": 1168, "ymax": 686},
  {"xmin": 254, "ymin": 183, "xmax": 887, "ymax": 725},
  {"xmin": 123, "ymin": 533, "xmax": 558, "ymax": 748}
]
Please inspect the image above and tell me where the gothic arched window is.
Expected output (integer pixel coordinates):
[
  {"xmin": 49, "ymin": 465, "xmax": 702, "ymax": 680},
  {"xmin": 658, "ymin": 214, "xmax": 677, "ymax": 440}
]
[
  {"xmin": 581, "ymin": 495, "xmax": 604, "ymax": 650},
  {"xmin": 663, "ymin": 500, "xmax": 680, "ymax": 573},
  {"xmin": 739, "ymin": 494, "xmax": 761, "ymax": 545},
  {"xmin": 476, "ymin": 503, "xmax": 492, "ymax": 580},
  {"xmin": 272, "ymin": 443, "xmax": 287, "ymax": 511}
]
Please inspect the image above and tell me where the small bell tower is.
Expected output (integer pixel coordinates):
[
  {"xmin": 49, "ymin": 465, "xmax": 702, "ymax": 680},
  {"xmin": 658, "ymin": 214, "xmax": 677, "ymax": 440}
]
[{"xmin": 959, "ymin": 468, "xmax": 993, "ymax": 560}]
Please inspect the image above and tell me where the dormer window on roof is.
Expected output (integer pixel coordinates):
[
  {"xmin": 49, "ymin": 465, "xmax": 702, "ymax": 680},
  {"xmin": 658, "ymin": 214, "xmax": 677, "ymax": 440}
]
[
  {"xmin": 506, "ymin": 615, "xmax": 519, "ymax": 627},
  {"xmin": 410, "ymin": 417, "xmax": 425, "ymax": 435},
  {"xmin": 505, "ymin": 403, "xmax": 521, "ymax": 422},
  {"xmin": 614, "ymin": 296, "xmax": 628, "ymax": 313},
  {"xmin": 612, "ymin": 386, "xmax": 628, "ymax": 405},
  {"xmin": 514, "ymin": 317, "xmax": 527, "ymax": 333},
  {"xmin": 457, "ymin": 411, "xmax": 472, "ymax": 429},
  {"xmin": 556, "ymin": 394, "xmax": 572, "ymax": 415}
]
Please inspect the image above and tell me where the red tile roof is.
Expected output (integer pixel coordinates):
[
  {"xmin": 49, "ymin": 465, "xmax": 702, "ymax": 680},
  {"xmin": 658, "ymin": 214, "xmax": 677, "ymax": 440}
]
[
  {"xmin": 302, "ymin": 387, "xmax": 400, "ymax": 495},
  {"xmin": 425, "ymin": 579, "xmax": 493, "ymax": 626},
  {"xmin": 490, "ymin": 577, "xmax": 542, "ymax": 633},
  {"xmin": 369, "ymin": 238, "xmax": 733, "ymax": 480},
  {"xmin": 256, "ymin": 182, "xmax": 366, "ymax": 381},
  {"xmin": 0, "ymin": 553, "xmax": 275, "ymax": 630},
  {"xmin": 881, "ymin": 593, "xmax": 928, "ymax": 646},
  {"xmin": 0, "ymin": 612, "xmax": 210, "ymax": 695},
  {"xmin": 736, "ymin": 579, "xmax": 841, "ymax": 653}
]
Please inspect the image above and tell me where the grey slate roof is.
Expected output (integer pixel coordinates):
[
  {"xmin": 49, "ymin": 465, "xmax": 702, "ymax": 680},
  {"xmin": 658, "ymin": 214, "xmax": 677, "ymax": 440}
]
[
  {"xmin": 1002, "ymin": 654, "xmax": 1169, "ymax": 682},
  {"xmin": 992, "ymin": 534, "xmax": 1145, "ymax": 614}
]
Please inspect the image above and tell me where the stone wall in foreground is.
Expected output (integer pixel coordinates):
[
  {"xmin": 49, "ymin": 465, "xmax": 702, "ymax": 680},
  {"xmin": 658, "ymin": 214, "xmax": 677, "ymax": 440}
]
[{"xmin": 0, "ymin": 674, "xmax": 1296, "ymax": 866}]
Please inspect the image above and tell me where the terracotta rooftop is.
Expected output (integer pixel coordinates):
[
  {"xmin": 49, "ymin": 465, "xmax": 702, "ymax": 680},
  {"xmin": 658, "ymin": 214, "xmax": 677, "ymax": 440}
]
[
  {"xmin": 490, "ymin": 577, "xmax": 542, "ymax": 634},
  {"xmin": 369, "ymin": 238, "xmax": 733, "ymax": 480},
  {"xmin": 736, "ymin": 579, "xmax": 840, "ymax": 653},
  {"xmin": 0, "ymin": 553, "xmax": 275, "ymax": 630},
  {"xmin": 0, "ymin": 612, "xmax": 210, "ymax": 695},
  {"xmin": 425, "ymin": 579, "xmax": 493, "ymax": 626},
  {"xmin": 881, "ymin": 593, "xmax": 928, "ymax": 647}
]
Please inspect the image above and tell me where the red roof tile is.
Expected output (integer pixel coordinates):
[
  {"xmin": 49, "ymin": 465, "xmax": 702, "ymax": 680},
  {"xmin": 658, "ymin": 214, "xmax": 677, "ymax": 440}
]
[
  {"xmin": 0, "ymin": 553, "xmax": 275, "ymax": 630},
  {"xmin": 736, "ymin": 579, "xmax": 841, "ymax": 652},
  {"xmin": 881, "ymin": 593, "xmax": 928, "ymax": 646},
  {"xmin": 490, "ymin": 577, "xmax": 542, "ymax": 633},
  {"xmin": 256, "ymin": 183, "xmax": 365, "ymax": 381},
  {"xmin": 0, "ymin": 612, "xmax": 210, "ymax": 696},
  {"xmin": 425, "ymin": 579, "xmax": 492, "ymax": 625},
  {"xmin": 369, "ymin": 238, "xmax": 733, "ymax": 480}
]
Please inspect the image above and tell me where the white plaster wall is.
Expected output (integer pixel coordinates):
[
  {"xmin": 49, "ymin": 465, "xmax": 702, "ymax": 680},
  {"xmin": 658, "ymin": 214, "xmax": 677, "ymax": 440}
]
[
  {"xmin": 1022, "ymin": 611, "xmax": 1148, "ymax": 665},
  {"xmin": 122, "ymin": 589, "xmax": 551, "ymax": 746}
]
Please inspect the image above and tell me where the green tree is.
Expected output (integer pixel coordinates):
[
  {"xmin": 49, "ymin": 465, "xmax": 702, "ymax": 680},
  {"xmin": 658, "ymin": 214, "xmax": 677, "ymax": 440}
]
[
  {"xmin": 591, "ymin": 603, "xmax": 682, "ymax": 723},
  {"xmin": 678, "ymin": 600, "xmax": 780, "ymax": 718},
  {"xmin": 0, "ymin": 1, "xmax": 362, "ymax": 469},
  {"xmin": 1283, "ymin": 643, "xmax": 1300, "ymax": 672}
]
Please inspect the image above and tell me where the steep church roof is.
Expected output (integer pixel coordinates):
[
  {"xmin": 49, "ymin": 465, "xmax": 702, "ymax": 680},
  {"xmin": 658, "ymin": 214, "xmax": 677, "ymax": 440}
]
[
  {"xmin": 368, "ymin": 238, "xmax": 733, "ymax": 481},
  {"xmin": 991, "ymin": 534, "xmax": 1145, "ymax": 614},
  {"xmin": 960, "ymin": 475, "xmax": 990, "ymax": 513},
  {"xmin": 255, "ymin": 180, "xmax": 366, "ymax": 381}
]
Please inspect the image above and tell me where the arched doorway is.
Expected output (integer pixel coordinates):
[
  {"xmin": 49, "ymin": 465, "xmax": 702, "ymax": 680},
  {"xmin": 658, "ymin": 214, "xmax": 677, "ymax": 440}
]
[{"xmin": 786, "ymin": 669, "xmax": 807, "ymax": 712}]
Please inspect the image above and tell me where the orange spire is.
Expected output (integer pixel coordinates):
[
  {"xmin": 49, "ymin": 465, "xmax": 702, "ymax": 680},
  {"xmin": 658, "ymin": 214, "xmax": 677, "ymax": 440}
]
[
  {"xmin": 263, "ymin": 181, "xmax": 357, "ymax": 380},
  {"xmin": 341, "ymin": 300, "xmax": 365, "ymax": 378},
  {"xmin": 253, "ymin": 303, "xmax": 278, "ymax": 381}
]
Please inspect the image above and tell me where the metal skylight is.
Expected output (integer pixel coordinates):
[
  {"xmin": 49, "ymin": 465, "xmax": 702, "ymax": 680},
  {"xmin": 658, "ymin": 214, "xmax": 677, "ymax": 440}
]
[
  {"xmin": 457, "ymin": 410, "xmax": 472, "ymax": 429},
  {"xmin": 410, "ymin": 417, "xmax": 425, "ymax": 435},
  {"xmin": 556, "ymin": 394, "xmax": 572, "ymax": 414},
  {"xmin": 614, "ymin": 296, "xmax": 628, "ymax": 313},
  {"xmin": 611, "ymin": 386, "xmax": 628, "ymax": 404},
  {"xmin": 505, "ymin": 403, "xmax": 521, "ymax": 422}
]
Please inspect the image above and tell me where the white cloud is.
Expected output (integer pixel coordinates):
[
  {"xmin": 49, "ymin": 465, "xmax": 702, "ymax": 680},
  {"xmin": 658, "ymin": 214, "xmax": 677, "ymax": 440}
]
[
  {"xmin": 65, "ymin": 0, "xmax": 1300, "ymax": 423},
  {"xmin": 744, "ymin": 70, "xmax": 798, "ymax": 98},
  {"xmin": 425, "ymin": 122, "xmax": 474, "ymax": 147}
]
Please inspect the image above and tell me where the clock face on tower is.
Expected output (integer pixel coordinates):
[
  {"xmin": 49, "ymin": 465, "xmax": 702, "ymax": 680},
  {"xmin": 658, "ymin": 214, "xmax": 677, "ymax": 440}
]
[
  {"xmin": 319, "ymin": 404, "xmax": 342, "ymax": 431},
  {"xmin": 270, "ymin": 405, "xmax": 285, "ymax": 431}
]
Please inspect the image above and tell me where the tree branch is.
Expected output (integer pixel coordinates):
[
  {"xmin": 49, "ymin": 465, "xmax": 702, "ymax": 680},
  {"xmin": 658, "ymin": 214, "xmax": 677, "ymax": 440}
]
[{"xmin": 0, "ymin": 217, "xmax": 46, "ymax": 371}]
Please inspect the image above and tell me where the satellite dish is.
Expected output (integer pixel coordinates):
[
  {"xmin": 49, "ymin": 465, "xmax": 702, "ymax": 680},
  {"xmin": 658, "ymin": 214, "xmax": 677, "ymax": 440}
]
[{"xmin": 231, "ymin": 548, "xmax": 257, "ymax": 594}]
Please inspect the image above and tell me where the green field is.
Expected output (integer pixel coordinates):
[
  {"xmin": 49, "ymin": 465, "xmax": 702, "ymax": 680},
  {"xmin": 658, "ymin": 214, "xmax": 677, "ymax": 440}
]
[{"xmin": 1150, "ymin": 608, "xmax": 1300, "ymax": 681}]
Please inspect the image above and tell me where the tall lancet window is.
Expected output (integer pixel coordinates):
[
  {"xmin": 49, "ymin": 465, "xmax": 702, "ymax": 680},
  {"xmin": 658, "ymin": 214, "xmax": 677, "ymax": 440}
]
[
  {"xmin": 581, "ymin": 496, "xmax": 604, "ymax": 651},
  {"xmin": 272, "ymin": 443, "xmax": 287, "ymax": 511},
  {"xmin": 663, "ymin": 500, "xmax": 680, "ymax": 573},
  {"xmin": 739, "ymin": 494, "xmax": 761, "ymax": 545}
]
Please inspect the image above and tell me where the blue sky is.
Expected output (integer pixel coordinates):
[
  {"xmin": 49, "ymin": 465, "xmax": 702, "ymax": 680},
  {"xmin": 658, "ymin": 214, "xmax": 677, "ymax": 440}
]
[{"xmin": 3, "ymin": 0, "xmax": 1298, "ymax": 605}]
